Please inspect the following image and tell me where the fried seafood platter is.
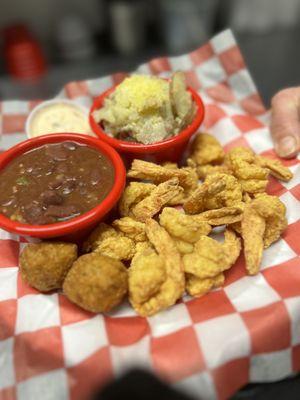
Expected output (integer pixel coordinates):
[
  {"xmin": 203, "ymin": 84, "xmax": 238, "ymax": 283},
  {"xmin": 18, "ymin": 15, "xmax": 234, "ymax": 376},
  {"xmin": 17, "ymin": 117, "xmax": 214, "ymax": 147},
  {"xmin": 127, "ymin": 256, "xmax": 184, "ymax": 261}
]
[{"xmin": 19, "ymin": 132, "xmax": 293, "ymax": 317}]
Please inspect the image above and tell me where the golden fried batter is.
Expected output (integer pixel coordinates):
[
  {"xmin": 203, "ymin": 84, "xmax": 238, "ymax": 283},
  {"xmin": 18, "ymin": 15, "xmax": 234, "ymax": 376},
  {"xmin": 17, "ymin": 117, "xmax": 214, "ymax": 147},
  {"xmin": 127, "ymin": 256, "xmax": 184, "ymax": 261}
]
[
  {"xmin": 131, "ymin": 178, "xmax": 183, "ymax": 222},
  {"xmin": 229, "ymin": 221, "xmax": 242, "ymax": 235},
  {"xmin": 185, "ymin": 273, "xmax": 225, "ymax": 297},
  {"xmin": 112, "ymin": 217, "xmax": 147, "ymax": 242},
  {"xmin": 83, "ymin": 223, "xmax": 119, "ymax": 253},
  {"xmin": 183, "ymin": 177, "xmax": 227, "ymax": 214},
  {"xmin": 255, "ymin": 155, "xmax": 293, "ymax": 182},
  {"xmin": 83, "ymin": 221, "xmax": 136, "ymax": 261},
  {"xmin": 241, "ymin": 205, "xmax": 265, "ymax": 275},
  {"xmin": 159, "ymin": 207, "xmax": 211, "ymax": 243},
  {"xmin": 196, "ymin": 164, "xmax": 232, "ymax": 180},
  {"xmin": 63, "ymin": 253, "xmax": 127, "ymax": 313},
  {"xmin": 119, "ymin": 181, "xmax": 156, "ymax": 217},
  {"xmin": 167, "ymin": 165, "xmax": 199, "ymax": 205},
  {"xmin": 93, "ymin": 236, "xmax": 136, "ymax": 261},
  {"xmin": 135, "ymin": 240, "xmax": 154, "ymax": 254},
  {"xmin": 184, "ymin": 173, "xmax": 242, "ymax": 214},
  {"xmin": 129, "ymin": 219, "xmax": 184, "ymax": 316},
  {"xmin": 183, "ymin": 229, "xmax": 241, "ymax": 279},
  {"xmin": 225, "ymin": 147, "xmax": 269, "ymax": 194},
  {"xmin": 194, "ymin": 204, "xmax": 244, "ymax": 226},
  {"xmin": 252, "ymin": 193, "xmax": 287, "ymax": 248},
  {"xmin": 174, "ymin": 238, "xmax": 195, "ymax": 255},
  {"xmin": 20, "ymin": 242, "xmax": 77, "ymax": 292},
  {"xmin": 190, "ymin": 133, "xmax": 225, "ymax": 166},
  {"xmin": 127, "ymin": 159, "xmax": 197, "ymax": 190},
  {"xmin": 241, "ymin": 194, "xmax": 287, "ymax": 275},
  {"xmin": 183, "ymin": 236, "xmax": 225, "ymax": 279},
  {"xmin": 162, "ymin": 162, "xmax": 178, "ymax": 169},
  {"xmin": 129, "ymin": 247, "xmax": 166, "ymax": 304},
  {"xmin": 204, "ymin": 173, "xmax": 243, "ymax": 209},
  {"xmin": 223, "ymin": 229, "xmax": 242, "ymax": 267}
]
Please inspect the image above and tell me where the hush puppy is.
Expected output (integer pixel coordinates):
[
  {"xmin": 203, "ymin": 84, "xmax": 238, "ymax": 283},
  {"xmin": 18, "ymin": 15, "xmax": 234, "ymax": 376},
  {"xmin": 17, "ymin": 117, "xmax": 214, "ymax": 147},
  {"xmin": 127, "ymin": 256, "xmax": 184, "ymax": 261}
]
[
  {"xmin": 63, "ymin": 253, "xmax": 128, "ymax": 313},
  {"xmin": 20, "ymin": 242, "xmax": 78, "ymax": 292}
]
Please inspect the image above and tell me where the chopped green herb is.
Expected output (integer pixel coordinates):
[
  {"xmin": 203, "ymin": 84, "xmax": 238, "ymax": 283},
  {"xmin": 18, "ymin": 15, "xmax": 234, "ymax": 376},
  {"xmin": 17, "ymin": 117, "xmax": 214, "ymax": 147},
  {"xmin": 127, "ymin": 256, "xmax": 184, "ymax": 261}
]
[{"xmin": 16, "ymin": 176, "xmax": 29, "ymax": 186}]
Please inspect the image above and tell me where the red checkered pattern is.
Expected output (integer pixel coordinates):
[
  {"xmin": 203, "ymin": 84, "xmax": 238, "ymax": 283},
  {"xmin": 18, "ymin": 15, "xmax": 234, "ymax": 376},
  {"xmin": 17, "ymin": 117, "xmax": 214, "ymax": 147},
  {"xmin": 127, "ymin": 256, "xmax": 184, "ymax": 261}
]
[{"xmin": 0, "ymin": 29, "xmax": 299, "ymax": 400}]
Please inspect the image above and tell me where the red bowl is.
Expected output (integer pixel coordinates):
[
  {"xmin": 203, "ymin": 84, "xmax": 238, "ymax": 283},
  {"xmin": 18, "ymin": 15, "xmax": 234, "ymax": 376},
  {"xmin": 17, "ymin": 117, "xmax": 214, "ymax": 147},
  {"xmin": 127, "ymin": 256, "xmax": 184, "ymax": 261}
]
[
  {"xmin": 0, "ymin": 133, "xmax": 126, "ymax": 240},
  {"xmin": 89, "ymin": 84, "xmax": 205, "ymax": 164}
]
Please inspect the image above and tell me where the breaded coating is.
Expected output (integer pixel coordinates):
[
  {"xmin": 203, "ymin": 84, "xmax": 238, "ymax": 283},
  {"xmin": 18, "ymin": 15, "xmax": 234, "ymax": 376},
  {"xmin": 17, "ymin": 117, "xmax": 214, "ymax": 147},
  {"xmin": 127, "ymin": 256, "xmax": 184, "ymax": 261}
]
[
  {"xmin": 162, "ymin": 162, "xmax": 178, "ymax": 169},
  {"xmin": 255, "ymin": 155, "xmax": 293, "ymax": 182},
  {"xmin": 112, "ymin": 217, "xmax": 147, "ymax": 242},
  {"xmin": 129, "ymin": 219, "xmax": 184, "ymax": 316},
  {"xmin": 194, "ymin": 204, "xmax": 245, "ymax": 226},
  {"xmin": 83, "ymin": 223, "xmax": 120, "ymax": 253},
  {"xmin": 174, "ymin": 239, "xmax": 194, "ymax": 255},
  {"xmin": 241, "ymin": 194, "xmax": 287, "ymax": 275},
  {"xmin": 94, "ymin": 236, "xmax": 136, "ymax": 261},
  {"xmin": 20, "ymin": 242, "xmax": 77, "ymax": 292},
  {"xmin": 229, "ymin": 221, "xmax": 242, "ymax": 235},
  {"xmin": 131, "ymin": 178, "xmax": 183, "ymax": 222},
  {"xmin": 252, "ymin": 194, "xmax": 287, "ymax": 248},
  {"xmin": 119, "ymin": 181, "xmax": 156, "ymax": 217},
  {"xmin": 243, "ymin": 193, "xmax": 252, "ymax": 203},
  {"xmin": 241, "ymin": 205, "xmax": 265, "ymax": 276},
  {"xmin": 168, "ymin": 165, "xmax": 199, "ymax": 205},
  {"xmin": 204, "ymin": 173, "xmax": 243, "ymax": 209},
  {"xmin": 196, "ymin": 164, "xmax": 232, "ymax": 180},
  {"xmin": 225, "ymin": 147, "xmax": 269, "ymax": 194},
  {"xmin": 190, "ymin": 133, "xmax": 225, "ymax": 166},
  {"xmin": 127, "ymin": 159, "xmax": 198, "ymax": 206},
  {"xmin": 159, "ymin": 207, "xmax": 211, "ymax": 243},
  {"xmin": 135, "ymin": 240, "xmax": 154, "ymax": 254},
  {"xmin": 184, "ymin": 173, "xmax": 242, "ymax": 214},
  {"xmin": 186, "ymin": 273, "xmax": 225, "ymax": 297},
  {"xmin": 183, "ymin": 236, "xmax": 225, "ymax": 279},
  {"xmin": 127, "ymin": 159, "xmax": 196, "ymax": 190},
  {"xmin": 223, "ymin": 229, "xmax": 242, "ymax": 267},
  {"xmin": 129, "ymin": 247, "xmax": 166, "ymax": 304},
  {"xmin": 183, "ymin": 229, "xmax": 241, "ymax": 279},
  {"xmin": 183, "ymin": 177, "xmax": 226, "ymax": 214},
  {"xmin": 83, "ymin": 221, "xmax": 136, "ymax": 261},
  {"xmin": 63, "ymin": 253, "xmax": 127, "ymax": 313}
]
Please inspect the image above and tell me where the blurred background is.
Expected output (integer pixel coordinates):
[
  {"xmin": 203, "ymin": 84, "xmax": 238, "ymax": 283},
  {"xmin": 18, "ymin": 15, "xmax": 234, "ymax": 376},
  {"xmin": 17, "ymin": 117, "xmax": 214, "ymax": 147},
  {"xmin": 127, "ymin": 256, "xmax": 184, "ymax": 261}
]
[{"xmin": 1, "ymin": 0, "xmax": 300, "ymax": 104}]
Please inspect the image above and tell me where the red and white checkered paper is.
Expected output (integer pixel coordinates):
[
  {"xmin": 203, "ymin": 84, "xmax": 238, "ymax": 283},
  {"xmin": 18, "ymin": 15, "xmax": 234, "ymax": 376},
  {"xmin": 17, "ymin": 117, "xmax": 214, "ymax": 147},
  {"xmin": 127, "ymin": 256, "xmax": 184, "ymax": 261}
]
[{"xmin": 0, "ymin": 29, "xmax": 300, "ymax": 400}]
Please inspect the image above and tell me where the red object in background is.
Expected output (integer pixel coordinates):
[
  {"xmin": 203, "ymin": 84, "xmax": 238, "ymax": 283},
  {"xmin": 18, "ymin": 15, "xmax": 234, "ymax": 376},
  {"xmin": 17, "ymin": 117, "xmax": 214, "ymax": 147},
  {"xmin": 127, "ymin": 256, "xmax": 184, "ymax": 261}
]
[
  {"xmin": 3, "ymin": 24, "xmax": 47, "ymax": 81},
  {"xmin": 89, "ymin": 85, "xmax": 205, "ymax": 164},
  {"xmin": 0, "ymin": 133, "xmax": 126, "ymax": 240}
]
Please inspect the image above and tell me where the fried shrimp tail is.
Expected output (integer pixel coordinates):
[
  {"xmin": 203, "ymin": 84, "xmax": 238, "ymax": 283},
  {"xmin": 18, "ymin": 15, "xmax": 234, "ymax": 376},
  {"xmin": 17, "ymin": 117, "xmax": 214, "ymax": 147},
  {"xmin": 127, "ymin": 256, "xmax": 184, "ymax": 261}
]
[
  {"xmin": 129, "ymin": 219, "xmax": 184, "ymax": 316},
  {"xmin": 131, "ymin": 178, "xmax": 183, "ymax": 222}
]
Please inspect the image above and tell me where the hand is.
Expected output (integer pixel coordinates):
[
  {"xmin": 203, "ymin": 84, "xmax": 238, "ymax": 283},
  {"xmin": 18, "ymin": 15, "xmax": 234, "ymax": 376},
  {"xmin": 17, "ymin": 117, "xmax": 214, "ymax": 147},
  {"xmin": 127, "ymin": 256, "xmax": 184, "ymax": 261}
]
[{"xmin": 271, "ymin": 88, "xmax": 300, "ymax": 158}]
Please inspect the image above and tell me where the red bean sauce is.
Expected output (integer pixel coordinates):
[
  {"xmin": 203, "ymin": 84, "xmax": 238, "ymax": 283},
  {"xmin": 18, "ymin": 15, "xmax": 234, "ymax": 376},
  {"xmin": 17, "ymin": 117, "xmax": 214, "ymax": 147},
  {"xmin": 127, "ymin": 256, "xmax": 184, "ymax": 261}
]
[{"xmin": 0, "ymin": 142, "xmax": 115, "ymax": 225}]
